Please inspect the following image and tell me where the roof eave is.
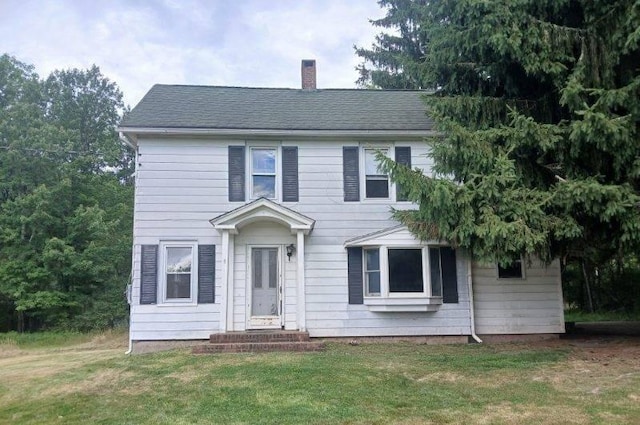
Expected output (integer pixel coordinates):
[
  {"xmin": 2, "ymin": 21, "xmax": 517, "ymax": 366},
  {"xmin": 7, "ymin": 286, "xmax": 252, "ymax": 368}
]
[{"xmin": 117, "ymin": 126, "xmax": 437, "ymax": 141}]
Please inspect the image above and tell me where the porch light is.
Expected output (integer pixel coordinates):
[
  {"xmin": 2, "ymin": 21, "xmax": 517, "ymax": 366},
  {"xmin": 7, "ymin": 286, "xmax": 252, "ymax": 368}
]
[{"xmin": 286, "ymin": 243, "xmax": 296, "ymax": 261}]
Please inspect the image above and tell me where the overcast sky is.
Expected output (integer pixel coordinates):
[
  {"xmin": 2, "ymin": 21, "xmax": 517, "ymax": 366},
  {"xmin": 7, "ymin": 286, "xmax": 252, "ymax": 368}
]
[{"xmin": 1, "ymin": 0, "xmax": 385, "ymax": 107}]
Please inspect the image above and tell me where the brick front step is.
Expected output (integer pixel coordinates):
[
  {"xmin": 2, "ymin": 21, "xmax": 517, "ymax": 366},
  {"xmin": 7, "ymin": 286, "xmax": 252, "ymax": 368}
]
[
  {"xmin": 193, "ymin": 341, "xmax": 325, "ymax": 354},
  {"xmin": 209, "ymin": 331, "xmax": 312, "ymax": 344}
]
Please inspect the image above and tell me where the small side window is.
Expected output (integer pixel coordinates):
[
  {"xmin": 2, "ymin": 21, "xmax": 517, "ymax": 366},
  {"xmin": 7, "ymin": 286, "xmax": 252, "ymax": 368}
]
[{"xmin": 498, "ymin": 259, "xmax": 524, "ymax": 279}]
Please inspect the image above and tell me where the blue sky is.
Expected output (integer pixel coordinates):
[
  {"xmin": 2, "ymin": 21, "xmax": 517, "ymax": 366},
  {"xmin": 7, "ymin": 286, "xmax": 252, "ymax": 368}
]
[{"xmin": 1, "ymin": 0, "xmax": 385, "ymax": 106}]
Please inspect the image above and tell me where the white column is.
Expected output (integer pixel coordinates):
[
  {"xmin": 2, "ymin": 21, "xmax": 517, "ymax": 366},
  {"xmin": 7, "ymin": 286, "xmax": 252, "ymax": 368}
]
[
  {"xmin": 226, "ymin": 234, "xmax": 235, "ymax": 331},
  {"xmin": 220, "ymin": 230, "xmax": 229, "ymax": 332},
  {"xmin": 296, "ymin": 230, "xmax": 306, "ymax": 331}
]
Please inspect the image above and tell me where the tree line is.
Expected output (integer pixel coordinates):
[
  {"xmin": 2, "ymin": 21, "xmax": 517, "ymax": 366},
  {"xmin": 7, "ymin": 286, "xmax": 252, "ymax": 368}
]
[
  {"xmin": 0, "ymin": 54, "xmax": 133, "ymax": 331},
  {"xmin": 356, "ymin": 0, "xmax": 640, "ymax": 313},
  {"xmin": 1, "ymin": 0, "xmax": 638, "ymax": 332}
]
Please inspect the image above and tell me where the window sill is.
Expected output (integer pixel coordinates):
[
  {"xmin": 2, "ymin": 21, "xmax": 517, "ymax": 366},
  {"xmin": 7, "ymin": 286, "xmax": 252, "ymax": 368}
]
[
  {"xmin": 156, "ymin": 302, "xmax": 199, "ymax": 307},
  {"xmin": 364, "ymin": 297, "xmax": 442, "ymax": 312}
]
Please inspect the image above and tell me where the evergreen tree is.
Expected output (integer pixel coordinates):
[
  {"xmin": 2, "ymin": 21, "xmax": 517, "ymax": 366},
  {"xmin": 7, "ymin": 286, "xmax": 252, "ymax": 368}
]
[
  {"xmin": 355, "ymin": 0, "xmax": 430, "ymax": 89},
  {"xmin": 356, "ymin": 0, "xmax": 640, "ymax": 306}
]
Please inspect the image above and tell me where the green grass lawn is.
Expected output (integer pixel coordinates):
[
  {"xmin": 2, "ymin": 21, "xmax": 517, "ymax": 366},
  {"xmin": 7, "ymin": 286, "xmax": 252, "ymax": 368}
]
[{"xmin": 1, "ymin": 331, "xmax": 639, "ymax": 425}]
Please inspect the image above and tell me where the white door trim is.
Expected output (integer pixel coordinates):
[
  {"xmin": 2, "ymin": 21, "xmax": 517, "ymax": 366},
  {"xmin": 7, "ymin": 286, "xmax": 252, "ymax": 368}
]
[{"xmin": 296, "ymin": 230, "xmax": 306, "ymax": 331}]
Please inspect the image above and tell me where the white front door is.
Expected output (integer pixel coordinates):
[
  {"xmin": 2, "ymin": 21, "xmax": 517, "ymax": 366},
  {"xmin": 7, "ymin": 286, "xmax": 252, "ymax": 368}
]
[{"xmin": 248, "ymin": 247, "xmax": 282, "ymax": 329}]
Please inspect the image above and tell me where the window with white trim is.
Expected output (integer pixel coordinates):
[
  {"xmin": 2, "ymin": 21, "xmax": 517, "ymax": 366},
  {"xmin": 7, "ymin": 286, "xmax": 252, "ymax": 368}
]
[
  {"xmin": 363, "ymin": 247, "xmax": 443, "ymax": 298},
  {"xmin": 161, "ymin": 242, "xmax": 197, "ymax": 303},
  {"xmin": 497, "ymin": 259, "xmax": 524, "ymax": 279},
  {"xmin": 364, "ymin": 248, "xmax": 381, "ymax": 296},
  {"xmin": 364, "ymin": 148, "xmax": 390, "ymax": 199},
  {"xmin": 251, "ymin": 147, "xmax": 277, "ymax": 198}
]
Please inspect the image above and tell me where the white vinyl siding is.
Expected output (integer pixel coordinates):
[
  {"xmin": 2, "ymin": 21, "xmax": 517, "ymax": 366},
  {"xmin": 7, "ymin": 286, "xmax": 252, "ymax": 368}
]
[
  {"xmin": 130, "ymin": 137, "xmax": 455, "ymax": 340},
  {"xmin": 473, "ymin": 259, "xmax": 564, "ymax": 334},
  {"xmin": 129, "ymin": 136, "xmax": 556, "ymax": 340}
]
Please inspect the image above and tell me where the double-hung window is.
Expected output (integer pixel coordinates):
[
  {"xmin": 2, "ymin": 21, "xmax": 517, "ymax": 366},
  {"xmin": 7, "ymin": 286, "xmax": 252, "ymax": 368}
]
[
  {"xmin": 162, "ymin": 242, "xmax": 197, "ymax": 303},
  {"xmin": 363, "ymin": 247, "xmax": 445, "ymax": 298},
  {"xmin": 364, "ymin": 148, "xmax": 389, "ymax": 199},
  {"xmin": 251, "ymin": 148, "xmax": 277, "ymax": 198},
  {"xmin": 343, "ymin": 145, "xmax": 411, "ymax": 202},
  {"xmin": 364, "ymin": 249, "xmax": 381, "ymax": 296}
]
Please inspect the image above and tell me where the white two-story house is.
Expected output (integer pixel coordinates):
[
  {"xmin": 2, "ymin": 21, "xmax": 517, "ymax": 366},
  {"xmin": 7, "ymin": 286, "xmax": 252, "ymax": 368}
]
[{"xmin": 119, "ymin": 61, "xmax": 564, "ymax": 352}]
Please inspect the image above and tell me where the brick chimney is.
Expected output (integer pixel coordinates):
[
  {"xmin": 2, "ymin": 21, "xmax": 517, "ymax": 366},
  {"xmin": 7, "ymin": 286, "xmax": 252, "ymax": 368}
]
[{"xmin": 301, "ymin": 59, "xmax": 316, "ymax": 89}]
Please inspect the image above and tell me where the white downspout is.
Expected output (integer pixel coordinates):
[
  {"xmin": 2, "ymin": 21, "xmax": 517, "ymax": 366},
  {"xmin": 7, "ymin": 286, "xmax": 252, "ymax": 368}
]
[
  {"xmin": 125, "ymin": 273, "xmax": 134, "ymax": 354},
  {"xmin": 467, "ymin": 257, "xmax": 482, "ymax": 343},
  {"xmin": 125, "ymin": 335, "xmax": 133, "ymax": 355}
]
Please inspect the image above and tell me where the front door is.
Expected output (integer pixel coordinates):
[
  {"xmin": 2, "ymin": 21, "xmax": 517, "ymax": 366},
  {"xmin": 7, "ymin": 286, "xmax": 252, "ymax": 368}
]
[{"xmin": 248, "ymin": 247, "xmax": 281, "ymax": 329}]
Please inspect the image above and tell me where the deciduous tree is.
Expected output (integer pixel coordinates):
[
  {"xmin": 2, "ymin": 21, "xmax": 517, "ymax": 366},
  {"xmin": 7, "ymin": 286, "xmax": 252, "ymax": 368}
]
[{"xmin": 0, "ymin": 55, "xmax": 133, "ymax": 331}]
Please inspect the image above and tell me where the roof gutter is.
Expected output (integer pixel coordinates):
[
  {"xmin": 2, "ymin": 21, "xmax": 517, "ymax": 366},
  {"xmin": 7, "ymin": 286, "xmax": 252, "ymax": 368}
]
[{"xmin": 117, "ymin": 127, "xmax": 437, "ymax": 146}]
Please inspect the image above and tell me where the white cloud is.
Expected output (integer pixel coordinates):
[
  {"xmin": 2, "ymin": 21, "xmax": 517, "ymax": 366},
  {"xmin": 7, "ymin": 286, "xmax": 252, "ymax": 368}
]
[{"xmin": 0, "ymin": 0, "xmax": 385, "ymax": 106}]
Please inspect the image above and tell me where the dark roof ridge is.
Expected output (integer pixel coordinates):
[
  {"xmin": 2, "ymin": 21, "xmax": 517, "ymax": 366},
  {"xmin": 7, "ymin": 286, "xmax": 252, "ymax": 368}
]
[{"xmin": 150, "ymin": 83, "xmax": 429, "ymax": 93}]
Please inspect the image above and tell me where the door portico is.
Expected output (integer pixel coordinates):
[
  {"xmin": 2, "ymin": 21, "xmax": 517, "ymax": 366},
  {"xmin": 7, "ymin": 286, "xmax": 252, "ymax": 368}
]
[{"xmin": 210, "ymin": 198, "xmax": 315, "ymax": 332}]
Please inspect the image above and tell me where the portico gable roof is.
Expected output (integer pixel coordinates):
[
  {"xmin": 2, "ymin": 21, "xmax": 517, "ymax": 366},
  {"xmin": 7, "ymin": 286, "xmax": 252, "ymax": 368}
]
[{"xmin": 210, "ymin": 198, "xmax": 315, "ymax": 235}]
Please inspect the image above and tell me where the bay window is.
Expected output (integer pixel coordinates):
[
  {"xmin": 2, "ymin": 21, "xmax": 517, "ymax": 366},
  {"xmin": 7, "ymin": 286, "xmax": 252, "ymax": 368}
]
[{"xmin": 363, "ymin": 246, "xmax": 444, "ymax": 299}]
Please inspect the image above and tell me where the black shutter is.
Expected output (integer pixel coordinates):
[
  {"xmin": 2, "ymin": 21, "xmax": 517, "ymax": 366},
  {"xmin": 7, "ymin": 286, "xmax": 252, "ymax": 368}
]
[
  {"xmin": 347, "ymin": 247, "xmax": 364, "ymax": 304},
  {"xmin": 198, "ymin": 245, "xmax": 216, "ymax": 303},
  {"xmin": 140, "ymin": 245, "xmax": 158, "ymax": 305},
  {"xmin": 395, "ymin": 146, "xmax": 411, "ymax": 201},
  {"xmin": 228, "ymin": 146, "xmax": 245, "ymax": 202},
  {"xmin": 440, "ymin": 247, "xmax": 459, "ymax": 303},
  {"xmin": 282, "ymin": 146, "xmax": 299, "ymax": 202},
  {"xmin": 343, "ymin": 147, "xmax": 360, "ymax": 202}
]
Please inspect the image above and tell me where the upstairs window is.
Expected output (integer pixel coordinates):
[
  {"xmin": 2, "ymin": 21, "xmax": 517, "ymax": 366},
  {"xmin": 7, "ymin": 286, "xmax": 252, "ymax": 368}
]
[
  {"xmin": 364, "ymin": 148, "xmax": 389, "ymax": 199},
  {"xmin": 228, "ymin": 146, "xmax": 298, "ymax": 202},
  {"xmin": 343, "ymin": 146, "xmax": 411, "ymax": 202},
  {"xmin": 251, "ymin": 148, "xmax": 277, "ymax": 198}
]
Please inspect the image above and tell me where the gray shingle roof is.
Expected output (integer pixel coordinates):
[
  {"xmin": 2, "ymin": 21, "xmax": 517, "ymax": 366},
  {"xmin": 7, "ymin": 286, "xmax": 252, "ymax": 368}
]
[{"xmin": 120, "ymin": 85, "xmax": 433, "ymax": 131}]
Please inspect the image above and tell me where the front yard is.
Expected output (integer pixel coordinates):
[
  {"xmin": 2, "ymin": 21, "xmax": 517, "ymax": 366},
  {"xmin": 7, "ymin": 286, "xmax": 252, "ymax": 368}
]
[{"xmin": 0, "ymin": 331, "xmax": 638, "ymax": 424}]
